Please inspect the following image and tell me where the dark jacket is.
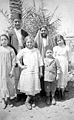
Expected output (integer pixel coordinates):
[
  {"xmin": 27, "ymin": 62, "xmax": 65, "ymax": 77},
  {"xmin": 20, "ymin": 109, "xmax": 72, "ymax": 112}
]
[{"xmin": 8, "ymin": 29, "xmax": 28, "ymax": 54}]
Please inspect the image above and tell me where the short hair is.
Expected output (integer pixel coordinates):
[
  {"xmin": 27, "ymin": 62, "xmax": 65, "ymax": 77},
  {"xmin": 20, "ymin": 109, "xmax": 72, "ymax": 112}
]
[
  {"xmin": 44, "ymin": 45, "xmax": 53, "ymax": 57},
  {"xmin": 25, "ymin": 35, "xmax": 34, "ymax": 42}
]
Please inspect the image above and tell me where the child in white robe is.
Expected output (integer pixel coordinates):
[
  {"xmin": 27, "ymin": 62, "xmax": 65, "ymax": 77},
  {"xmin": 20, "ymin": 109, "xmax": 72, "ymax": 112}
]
[
  {"xmin": 0, "ymin": 33, "xmax": 16, "ymax": 109},
  {"xmin": 53, "ymin": 35, "xmax": 70, "ymax": 100},
  {"xmin": 17, "ymin": 35, "xmax": 43, "ymax": 110}
]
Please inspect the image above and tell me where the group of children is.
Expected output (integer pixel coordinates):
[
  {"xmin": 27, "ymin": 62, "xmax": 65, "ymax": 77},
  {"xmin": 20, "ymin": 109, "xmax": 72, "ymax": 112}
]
[{"xmin": 0, "ymin": 33, "xmax": 70, "ymax": 110}]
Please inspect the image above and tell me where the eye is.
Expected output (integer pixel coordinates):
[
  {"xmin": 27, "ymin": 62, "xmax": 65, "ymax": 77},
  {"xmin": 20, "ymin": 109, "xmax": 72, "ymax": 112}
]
[
  {"xmin": 2, "ymin": 39, "xmax": 4, "ymax": 41},
  {"xmin": 42, "ymin": 30, "xmax": 46, "ymax": 32},
  {"xmin": 15, "ymin": 21, "xmax": 18, "ymax": 23}
]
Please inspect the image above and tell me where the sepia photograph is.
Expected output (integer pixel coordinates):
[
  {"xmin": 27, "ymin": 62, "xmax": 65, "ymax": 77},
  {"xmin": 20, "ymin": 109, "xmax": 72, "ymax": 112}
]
[{"xmin": 0, "ymin": 0, "xmax": 74, "ymax": 120}]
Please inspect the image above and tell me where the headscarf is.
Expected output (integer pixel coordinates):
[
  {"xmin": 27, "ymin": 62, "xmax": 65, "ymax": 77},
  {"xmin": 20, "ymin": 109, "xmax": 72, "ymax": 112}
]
[{"xmin": 34, "ymin": 30, "xmax": 55, "ymax": 60}]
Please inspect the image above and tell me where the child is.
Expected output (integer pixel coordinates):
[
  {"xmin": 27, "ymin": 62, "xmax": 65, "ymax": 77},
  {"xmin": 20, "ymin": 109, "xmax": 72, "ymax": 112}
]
[
  {"xmin": 17, "ymin": 35, "xmax": 43, "ymax": 110},
  {"xmin": 53, "ymin": 35, "xmax": 70, "ymax": 100},
  {"xmin": 0, "ymin": 33, "xmax": 16, "ymax": 109},
  {"xmin": 44, "ymin": 49, "xmax": 61, "ymax": 105}
]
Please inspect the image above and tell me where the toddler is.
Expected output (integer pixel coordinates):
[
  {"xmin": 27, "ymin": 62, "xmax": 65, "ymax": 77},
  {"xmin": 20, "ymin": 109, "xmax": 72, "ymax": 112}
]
[{"xmin": 44, "ymin": 49, "xmax": 61, "ymax": 105}]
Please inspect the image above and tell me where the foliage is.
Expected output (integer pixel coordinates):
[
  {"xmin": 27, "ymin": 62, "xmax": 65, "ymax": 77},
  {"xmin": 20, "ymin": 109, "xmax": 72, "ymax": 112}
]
[
  {"xmin": 0, "ymin": 9, "xmax": 12, "ymax": 30},
  {"xmin": 22, "ymin": 5, "xmax": 60, "ymax": 38},
  {"xmin": 0, "ymin": 0, "xmax": 61, "ymax": 39}
]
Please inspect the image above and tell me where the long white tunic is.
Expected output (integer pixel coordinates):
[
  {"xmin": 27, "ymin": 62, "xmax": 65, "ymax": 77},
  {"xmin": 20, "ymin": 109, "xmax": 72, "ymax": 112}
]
[
  {"xmin": 0, "ymin": 46, "xmax": 16, "ymax": 99},
  {"xmin": 53, "ymin": 45, "xmax": 70, "ymax": 88},
  {"xmin": 17, "ymin": 47, "xmax": 43, "ymax": 96}
]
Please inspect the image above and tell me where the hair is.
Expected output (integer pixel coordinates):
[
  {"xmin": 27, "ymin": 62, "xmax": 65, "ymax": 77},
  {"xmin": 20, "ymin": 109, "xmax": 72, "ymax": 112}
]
[
  {"xmin": 46, "ymin": 49, "xmax": 53, "ymax": 53},
  {"xmin": 25, "ymin": 35, "xmax": 34, "ymax": 42},
  {"xmin": 24, "ymin": 35, "xmax": 34, "ymax": 47},
  {"xmin": 55, "ymin": 35, "xmax": 66, "ymax": 45},
  {"xmin": 0, "ymin": 34, "xmax": 9, "ymax": 40},
  {"xmin": 40, "ymin": 25, "xmax": 48, "ymax": 31},
  {"xmin": 44, "ymin": 45, "xmax": 53, "ymax": 57}
]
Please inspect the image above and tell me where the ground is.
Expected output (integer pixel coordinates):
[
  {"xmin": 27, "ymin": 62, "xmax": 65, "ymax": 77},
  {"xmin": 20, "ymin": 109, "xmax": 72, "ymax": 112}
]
[{"xmin": 0, "ymin": 81, "xmax": 74, "ymax": 120}]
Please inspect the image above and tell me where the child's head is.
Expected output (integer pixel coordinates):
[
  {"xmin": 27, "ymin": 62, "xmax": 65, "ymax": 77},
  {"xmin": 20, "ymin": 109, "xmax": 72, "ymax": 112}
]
[
  {"xmin": 55, "ymin": 35, "xmax": 66, "ymax": 46},
  {"xmin": 25, "ymin": 35, "xmax": 34, "ymax": 49},
  {"xmin": 0, "ymin": 34, "xmax": 9, "ymax": 47},
  {"xmin": 45, "ymin": 49, "xmax": 53, "ymax": 58}
]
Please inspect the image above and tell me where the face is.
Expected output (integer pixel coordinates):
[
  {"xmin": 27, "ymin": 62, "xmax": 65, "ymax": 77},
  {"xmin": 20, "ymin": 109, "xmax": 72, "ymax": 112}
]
[
  {"xmin": 13, "ymin": 19, "xmax": 21, "ymax": 30},
  {"xmin": 41, "ymin": 27, "xmax": 48, "ymax": 38},
  {"xmin": 0, "ymin": 35, "xmax": 8, "ymax": 47},
  {"xmin": 57, "ymin": 36, "xmax": 64, "ymax": 46},
  {"xmin": 26, "ymin": 37, "xmax": 34, "ymax": 49},
  {"xmin": 46, "ymin": 49, "xmax": 53, "ymax": 58}
]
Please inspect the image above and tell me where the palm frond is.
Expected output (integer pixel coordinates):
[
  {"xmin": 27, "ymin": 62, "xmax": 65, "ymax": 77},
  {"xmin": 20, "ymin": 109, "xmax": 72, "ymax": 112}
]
[
  {"xmin": 0, "ymin": 1, "xmax": 60, "ymax": 41},
  {"xmin": 22, "ymin": 5, "xmax": 60, "ymax": 38}
]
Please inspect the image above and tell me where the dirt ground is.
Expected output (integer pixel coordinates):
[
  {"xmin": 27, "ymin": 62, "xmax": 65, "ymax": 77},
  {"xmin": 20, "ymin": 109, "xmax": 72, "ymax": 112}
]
[{"xmin": 0, "ymin": 80, "xmax": 74, "ymax": 120}]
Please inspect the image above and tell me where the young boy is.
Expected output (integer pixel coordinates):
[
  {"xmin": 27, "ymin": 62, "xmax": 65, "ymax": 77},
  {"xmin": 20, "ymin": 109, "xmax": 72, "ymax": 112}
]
[{"xmin": 44, "ymin": 49, "xmax": 61, "ymax": 105}]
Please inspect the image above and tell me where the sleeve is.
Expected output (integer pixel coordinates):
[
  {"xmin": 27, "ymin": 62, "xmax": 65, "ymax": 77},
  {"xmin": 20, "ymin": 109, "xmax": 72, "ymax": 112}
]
[
  {"xmin": 44, "ymin": 58, "xmax": 48, "ymax": 67},
  {"xmin": 10, "ymin": 48, "xmax": 16, "ymax": 71},
  {"xmin": 17, "ymin": 49, "xmax": 24, "ymax": 60},
  {"xmin": 37, "ymin": 49, "xmax": 43, "ymax": 66},
  {"xmin": 55, "ymin": 58, "xmax": 62, "ymax": 74},
  {"xmin": 53, "ymin": 46, "xmax": 57, "ymax": 58},
  {"xmin": 66, "ymin": 45, "xmax": 71, "ymax": 62},
  {"xmin": 8, "ymin": 30, "xmax": 17, "ymax": 55},
  {"xmin": 8, "ymin": 30, "xmax": 13, "ymax": 45},
  {"xmin": 66, "ymin": 45, "xmax": 69, "ymax": 51},
  {"xmin": 16, "ymin": 49, "xmax": 25, "ymax": 68}
]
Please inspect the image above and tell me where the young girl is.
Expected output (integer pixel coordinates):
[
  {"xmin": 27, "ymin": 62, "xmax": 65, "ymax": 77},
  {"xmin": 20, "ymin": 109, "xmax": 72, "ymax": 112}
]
[
  {"xmin": 53, "ymin": 35, "xmax": 70, "ymax": 100},
  {"xmin": 44, "ymin": 49, "xmax": 61, "ymax": 105},
  {"xmin": 0, "ymin": 33, "xmax": 16, "ymax": 109},
  {"xmin": 17, "ymin": 35, "xmax": 43, "ymax": 110}
]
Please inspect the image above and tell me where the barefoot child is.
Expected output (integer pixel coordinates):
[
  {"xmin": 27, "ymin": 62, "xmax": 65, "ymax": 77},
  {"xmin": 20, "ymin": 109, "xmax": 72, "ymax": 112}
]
[
  {"xmin": 17, "ymin": 35, "xmax": 43, "ymax": 109},
  {"xmin": 0, "ymin": 33, "xmax": 16, "ymax": 109},
  {"xmin": 44, "ymin": 49, "xmax": 61, "ymax": 105}
]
